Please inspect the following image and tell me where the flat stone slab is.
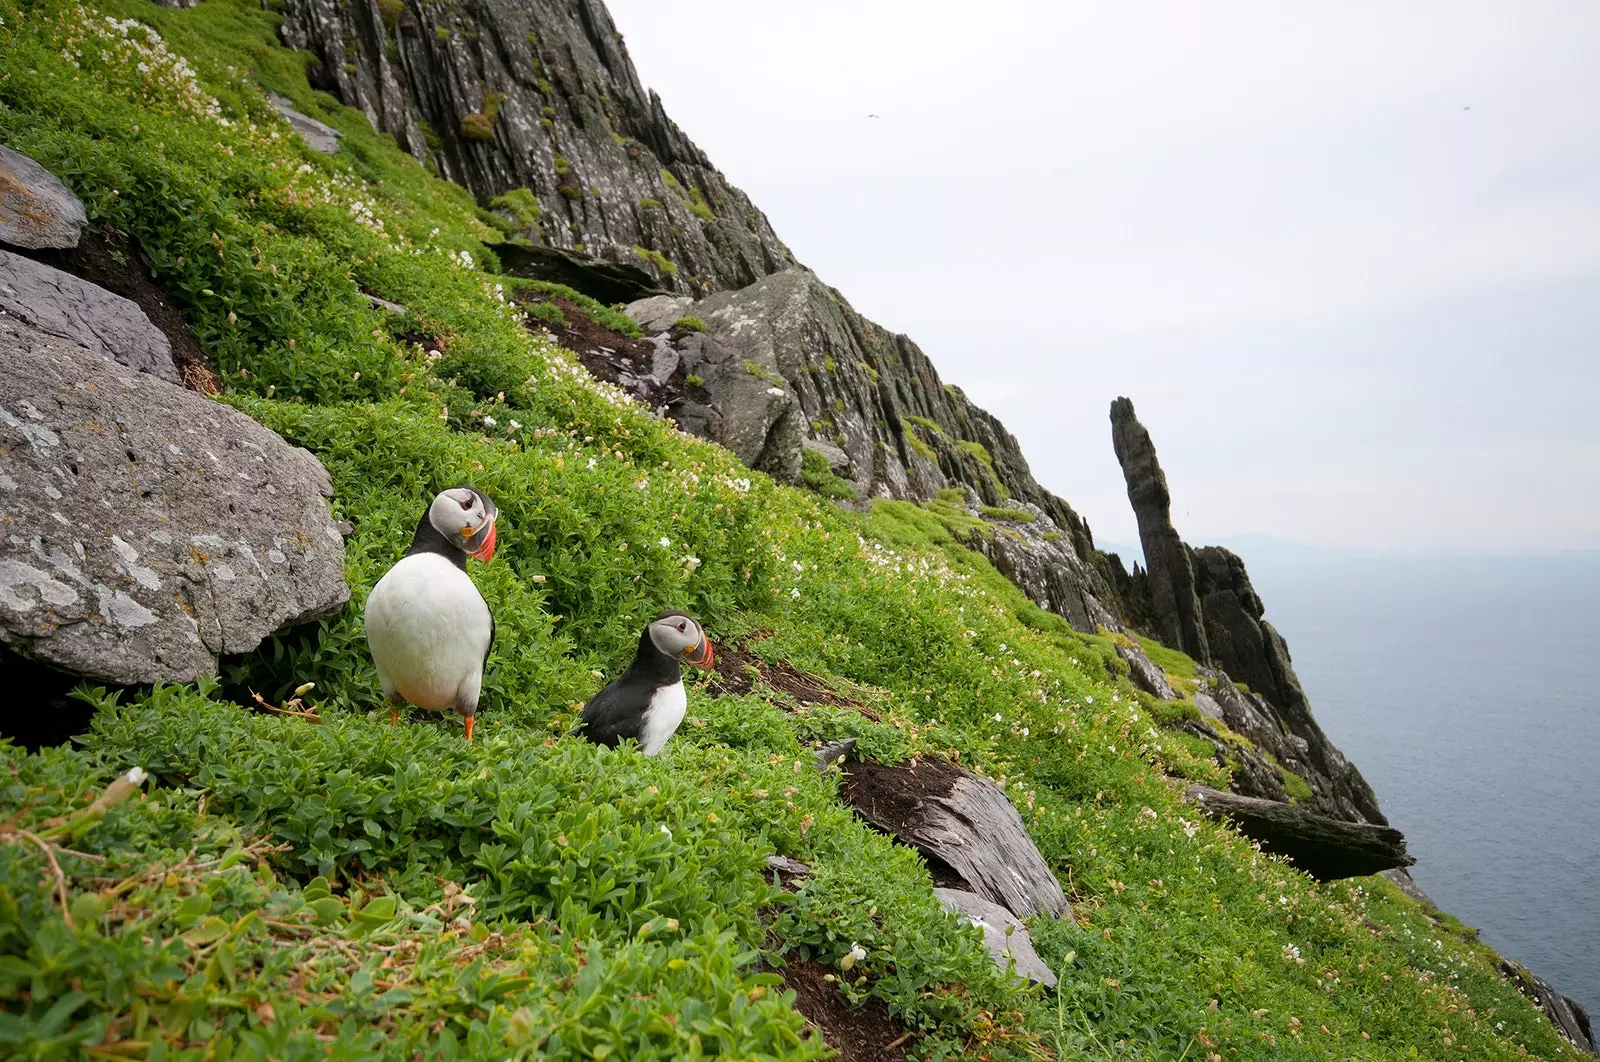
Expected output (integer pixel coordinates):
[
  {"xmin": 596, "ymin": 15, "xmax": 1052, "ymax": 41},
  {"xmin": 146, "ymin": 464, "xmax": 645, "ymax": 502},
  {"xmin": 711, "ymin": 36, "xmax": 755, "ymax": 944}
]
[
  {"xmin": 0, "ymin": 249, "xmax": 178, "ymax": 382},
  {"xmin": 935, "ymin": 888, "xmax": 1059, "ymax": 988},
  {"xmin": 268, "ymin": 94, "xmax": 342, "ymax": 155},
  {"xmin": 0, "ymin": 315, "xmax": 348, "ymax": 685},
  {"xmin": 843, "ymin": 757, "xmax": 1072, "ymax": 920},
  {"xmin": 0, "ymin": 146, "xmax": 87, "ymax": 250}
]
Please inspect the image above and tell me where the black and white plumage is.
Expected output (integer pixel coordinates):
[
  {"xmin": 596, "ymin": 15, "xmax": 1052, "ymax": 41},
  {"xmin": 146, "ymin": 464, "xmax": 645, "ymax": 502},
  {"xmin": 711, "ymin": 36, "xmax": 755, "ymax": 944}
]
[
  {"xmin": 577, "ymin": 611, "xmax": 714, "ymax": 755},
  {"xmin": 365, "ymin": 486, "xmax": 499, "ymax": 740}
]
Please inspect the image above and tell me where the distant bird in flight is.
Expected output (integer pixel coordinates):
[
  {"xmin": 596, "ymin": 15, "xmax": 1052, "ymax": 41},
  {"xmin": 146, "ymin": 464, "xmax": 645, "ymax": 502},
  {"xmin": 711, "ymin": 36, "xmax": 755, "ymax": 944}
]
[{"xmin": 865, "ymin": 113, "xmax": 881, "ymax": 119}]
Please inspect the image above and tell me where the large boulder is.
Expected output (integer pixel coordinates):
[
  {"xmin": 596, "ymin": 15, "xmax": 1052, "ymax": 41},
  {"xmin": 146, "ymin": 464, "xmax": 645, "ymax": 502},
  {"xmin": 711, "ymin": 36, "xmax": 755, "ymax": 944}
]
[
  {"xmin": 0, "ymin": 315, "xmax": 348, "ymax": 685},
  {"xmin": 0, "ymin": 249, "xmax": 179, "ymax": 383},
  {"xmin": 0, "ymin": 146, "xmax": 87, "ymax": 251}
]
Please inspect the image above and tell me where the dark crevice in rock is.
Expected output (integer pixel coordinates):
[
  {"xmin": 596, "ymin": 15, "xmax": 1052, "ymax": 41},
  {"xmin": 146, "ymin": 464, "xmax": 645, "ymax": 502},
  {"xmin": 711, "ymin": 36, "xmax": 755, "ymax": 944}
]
[{"xmin": 0, "ymin": 643, "xmax": 101, "ymax": 751}]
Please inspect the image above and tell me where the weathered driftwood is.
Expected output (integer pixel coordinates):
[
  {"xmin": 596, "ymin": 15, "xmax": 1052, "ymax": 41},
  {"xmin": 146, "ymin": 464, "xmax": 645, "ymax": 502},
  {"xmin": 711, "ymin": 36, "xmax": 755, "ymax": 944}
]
[
  {"xmin": 1184, "ymin": 785, "xmax": 1412, "ymax": 880},
  {"xmin": 843, "ymin": 758, "xmax": 1072, "ymax": 920}
]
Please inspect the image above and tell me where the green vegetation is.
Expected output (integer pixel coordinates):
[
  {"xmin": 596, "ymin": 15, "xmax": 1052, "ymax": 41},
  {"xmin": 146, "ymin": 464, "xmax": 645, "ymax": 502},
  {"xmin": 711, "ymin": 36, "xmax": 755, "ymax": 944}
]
[
  {"xmin": 376, "ymin": 0, "xmax": 402, "ymax": 28},
  {"xmin": 673, "ymin": 315, "xmax": 706, "ymax": 332},
  {"xmin": 639, "ymin": 196, "xmax": 661, "ymax": 209},
  {"xmin": 499, "ymin": 277, "xmax": 643, "ymax": 338},
  {"xmin": 741, "ymin": 359, "xmax": 787, "ymax": 388},
  {"xmin": 0, "ymin": 2, "xmax": 1578, "ymax": 1059},
  {"xmin": 799, "ymin": 448, "xmax": 857, "ymax": 502},
  {"xmin": 488, "ymin": 187, "xmax": 541, "ymax": 228},
  {"xmin": 957, "ymin": 438, "xmax": 994, "ymax": 467},
  {"xmin": 980, "ymin": 505, "xmax": 1035, "ymax": 524},
  {"xmin": 459, "ymin": 111, "xmax": 494, "ymax": 140},
  {"xmin": 684, "ymin": 373, "xmax": 705, "ymax": 388},
  {"xmin": 686, "ymin": 185, "xmax": 715, "ymax": 221},
  {"xmin": 659, "ymin": 167, "xmax": 682, "ymax": 191},
  {"xmin": 631, "ymin": 244, "xmax": 677, "ymax": 276},
  {"xmin": 535, "ymin": 77, "xmax": 554, "ymax": 96},
  {"xmin": 553, "ymin": 153, "xmax": 571, "ymax": 176},
  {"xmin": 433, "ymin": 25, "xmax": 449, "ymax": 41},
  {"xmin": 901, "ymin": 413, "xmax": 946, "ymax": 437}
]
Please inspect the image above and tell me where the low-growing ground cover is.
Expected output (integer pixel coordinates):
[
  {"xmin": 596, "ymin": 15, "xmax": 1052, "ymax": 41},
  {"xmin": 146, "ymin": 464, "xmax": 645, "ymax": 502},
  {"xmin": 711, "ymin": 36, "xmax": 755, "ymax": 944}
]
[{"xmin": 0, "ymin": 0, "xmax": 1582, "ymax": 1057}]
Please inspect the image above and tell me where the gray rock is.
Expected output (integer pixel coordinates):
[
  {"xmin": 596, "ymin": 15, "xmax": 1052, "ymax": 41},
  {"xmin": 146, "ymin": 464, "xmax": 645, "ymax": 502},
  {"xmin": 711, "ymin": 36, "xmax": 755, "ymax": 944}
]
[
  {"xmin": 1110, "ymin": 397, "xmax": 1209, "ymax": 661},
  {"xmin": 0, "ymin": 146, "xmax": 87, "ymax": 250},
  {"xmin": 1190, "ymin": 689, "xmax": 1225, "ymax": 721},
  {"xmin": 659, "ymin": 328, "xmax": 803, "ymax": 483},
  {"xmin": 364, "ymin": 292, "xmax": 407, "ymax": 315},
  {"xmin": 934, "ymin": 888, "xmax": 1059, "ymax": 989},
  {"xmin": 277, "ymin": 0, "xmax": 796, "ymax": 294},
  {"xmin": 0, "ymin": 316, "xmax": 348, "ymax": 685},
  {"xmin": 802, "ymin": 436, "xmax": 851, "ymax": 476},
  {"xmin": 625, "ymin": 294, "xmax": 695, "ymax": 334},
  {"xmin": 0, "ymin": 250, "xmax": 178, "ymax": 383},
  {"xmin": 268, "ymin": 93, "xmax": 342, "ymax": 155},
  {"xmin": 1114, "ymin": 641, "xmax": 1177, "ymax": 700},
  {"xmin": 1499, "ymin": 958, "xmax": 1596, "ymax": 1055},
  {"xmin": 811, "ymin": 737, "xmax": 856, "ymax": 774},
  {"xmin": 766, "ymin": 854, "xmax": 811, "ymax": 881}
]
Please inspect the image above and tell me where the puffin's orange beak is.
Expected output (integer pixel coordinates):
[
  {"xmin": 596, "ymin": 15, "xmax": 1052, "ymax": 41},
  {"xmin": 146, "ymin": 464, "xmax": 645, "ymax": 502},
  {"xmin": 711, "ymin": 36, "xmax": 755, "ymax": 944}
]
[
  {"xmin": 466, "ymin": 519, "xmax": 497, "ymax": 562},
  {"xmin": 684, "ymin": 637, "xmax": 714, "ymax": 669},
  {"xmin": 464, "ymin": 715, "xmax": 475, "ymax": 741}
]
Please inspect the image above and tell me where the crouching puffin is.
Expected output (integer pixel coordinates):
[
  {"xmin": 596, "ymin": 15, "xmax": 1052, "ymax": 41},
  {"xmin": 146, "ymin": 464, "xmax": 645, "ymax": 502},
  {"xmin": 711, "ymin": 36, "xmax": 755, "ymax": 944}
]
[
  {"xmin": 577, "ymin": 610, "xmax": 714, "ymax": 755},
  {"xmin": 365, "ymin": 486, "xmax": 498, "ymax": 740}
]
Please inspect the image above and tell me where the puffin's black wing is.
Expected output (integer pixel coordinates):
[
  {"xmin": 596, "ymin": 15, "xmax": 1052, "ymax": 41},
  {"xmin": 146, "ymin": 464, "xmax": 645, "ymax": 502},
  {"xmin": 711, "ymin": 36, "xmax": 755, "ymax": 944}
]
[{"xmin": 576, "ymin": 678, "xmax": 646, "ymax": 747}]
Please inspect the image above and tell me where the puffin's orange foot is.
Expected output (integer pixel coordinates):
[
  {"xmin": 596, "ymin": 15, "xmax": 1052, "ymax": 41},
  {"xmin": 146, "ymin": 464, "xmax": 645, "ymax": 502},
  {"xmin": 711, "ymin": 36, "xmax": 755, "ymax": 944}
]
[
  {"xmin": 390, "ymin": 709, "xmax": 399, "ymax": 726},
  {"xmin": 464, "ymin": 715, "xmax": 475, "ymax": 742}
]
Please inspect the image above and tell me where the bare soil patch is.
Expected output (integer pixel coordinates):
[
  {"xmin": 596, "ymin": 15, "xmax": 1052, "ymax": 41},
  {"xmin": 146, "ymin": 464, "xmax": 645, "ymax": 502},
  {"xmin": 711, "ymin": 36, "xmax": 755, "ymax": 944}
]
[
  {"xmin": 781, "ymin": 955, "xmax": 913, "ymax": 1062},
  {"xmin": 707, "ymin": 641, "xmax": 877, "ymax": 718}
]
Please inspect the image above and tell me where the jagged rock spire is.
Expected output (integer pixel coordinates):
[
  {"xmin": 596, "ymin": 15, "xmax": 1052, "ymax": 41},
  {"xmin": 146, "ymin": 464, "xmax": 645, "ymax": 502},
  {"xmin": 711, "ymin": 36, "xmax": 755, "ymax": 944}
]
[{"xmin": 1109, "ymin": 397, "xmax": 1210, "ymax": 662}]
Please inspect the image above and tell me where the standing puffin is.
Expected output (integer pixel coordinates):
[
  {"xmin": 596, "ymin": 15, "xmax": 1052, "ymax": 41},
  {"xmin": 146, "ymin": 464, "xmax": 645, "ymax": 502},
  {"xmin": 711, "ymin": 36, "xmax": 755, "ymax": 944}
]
[
  {"xmin": 577, "ymin": 610, "xmax": 714, "ymax": 755},
  {"xmin": 365, "ymin": 486, "xmax": 499, "ymax": 740}
]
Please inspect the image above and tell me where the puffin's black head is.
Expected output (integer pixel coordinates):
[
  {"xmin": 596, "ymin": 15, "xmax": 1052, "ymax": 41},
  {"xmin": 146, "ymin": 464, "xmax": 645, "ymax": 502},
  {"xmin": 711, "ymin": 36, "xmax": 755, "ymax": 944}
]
[
  {"xmin": 427, "ymin": 486, "xmax": 499, "ymax": 562},
  {"xmin": 646, "ymin": 610, "xmax": 714, "ymax": 670}
]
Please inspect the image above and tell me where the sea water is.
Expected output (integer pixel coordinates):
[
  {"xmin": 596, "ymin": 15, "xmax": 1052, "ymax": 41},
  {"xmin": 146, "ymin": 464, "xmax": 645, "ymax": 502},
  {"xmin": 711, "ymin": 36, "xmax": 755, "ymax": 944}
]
[{"xmin": 1236, "ymin": 550, "xmax": 1600, "ymax": 1017}]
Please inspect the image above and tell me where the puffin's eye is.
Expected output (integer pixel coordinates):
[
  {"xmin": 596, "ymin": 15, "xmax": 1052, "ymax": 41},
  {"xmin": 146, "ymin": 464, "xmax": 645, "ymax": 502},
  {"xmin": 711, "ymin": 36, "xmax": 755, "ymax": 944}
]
[
  {"xmin": 677, "ymin": 622, "xmax": 686, "ymax": 632},
  {"xmin": 459, "ymin": 496, "xmax": 473, "ymax": 511}
]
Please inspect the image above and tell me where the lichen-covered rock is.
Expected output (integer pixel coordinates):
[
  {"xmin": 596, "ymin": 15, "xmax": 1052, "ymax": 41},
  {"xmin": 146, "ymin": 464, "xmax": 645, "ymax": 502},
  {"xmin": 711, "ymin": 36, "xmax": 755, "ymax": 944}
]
[
  {"xmin": 0, "ymin": 145, "xmax": 87, "ymax": 250},
  {"xmin": 277, "ymin": 0, "xmax": 796, "ymax": 295},
  {"xmin": 934, "ymin": 888, "xmax": 1060, "ymax": 988},
  {"xmin": 0, "ymin": 316, "xmax": 348, "ymax": 685},
  {"xmin": 0, "ymin": 250, "xmax": 178, "ymax": 383},
  {"xmin": 267, "ymin": 93, "xmax": 342, "ymax": 155}
]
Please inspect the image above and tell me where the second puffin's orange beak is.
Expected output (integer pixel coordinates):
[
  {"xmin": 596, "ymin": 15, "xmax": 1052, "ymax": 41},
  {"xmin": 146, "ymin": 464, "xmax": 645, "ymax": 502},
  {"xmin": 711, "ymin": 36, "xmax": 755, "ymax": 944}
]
[
  {"xmin": 684, "ymin": 636, "xmax": 714, "ymax": 669},
  {"xmin": 466, "ymin": 519, "xmax": 497, "ymax": 562}
]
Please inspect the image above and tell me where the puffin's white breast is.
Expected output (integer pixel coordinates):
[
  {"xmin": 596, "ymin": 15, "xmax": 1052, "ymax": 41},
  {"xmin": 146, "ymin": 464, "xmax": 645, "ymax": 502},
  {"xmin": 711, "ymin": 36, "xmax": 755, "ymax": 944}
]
[
  {"xmin": 638, "ymin": 680, "xmax": 687, "ymax": 756},
  {"xmin": 365, "ymin": 553, "xmax": 491, "ymax": 711}
]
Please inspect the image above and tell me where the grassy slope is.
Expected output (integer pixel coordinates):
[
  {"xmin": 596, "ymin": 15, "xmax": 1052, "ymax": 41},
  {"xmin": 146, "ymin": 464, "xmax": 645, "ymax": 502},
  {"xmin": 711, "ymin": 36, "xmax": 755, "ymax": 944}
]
[{"xmin": 0, "ymin": 1, "xmax": 1579, "ymax": 1058}]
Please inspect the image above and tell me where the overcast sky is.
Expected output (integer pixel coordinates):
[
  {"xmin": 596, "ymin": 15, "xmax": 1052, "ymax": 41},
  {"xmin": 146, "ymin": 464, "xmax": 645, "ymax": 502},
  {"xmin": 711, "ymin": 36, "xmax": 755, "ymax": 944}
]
[{"xmin": 607, "ymin": 2, "xmax": 1600, "ymax": 552}]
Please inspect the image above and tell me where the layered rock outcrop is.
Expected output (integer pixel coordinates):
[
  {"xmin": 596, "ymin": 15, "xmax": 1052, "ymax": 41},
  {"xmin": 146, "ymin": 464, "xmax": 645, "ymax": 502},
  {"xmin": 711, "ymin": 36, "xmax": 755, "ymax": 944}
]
[
  {"xmin": 278, "ymin": 0, "xmax": 795, "ymax": 294},
  {"xmin": 1105, "ymin": 397, "xmax": 1388, "ymax": 826},
  {"xmin": 622, "ymin": 271, "xmax": 1120, "ymax": 630}
]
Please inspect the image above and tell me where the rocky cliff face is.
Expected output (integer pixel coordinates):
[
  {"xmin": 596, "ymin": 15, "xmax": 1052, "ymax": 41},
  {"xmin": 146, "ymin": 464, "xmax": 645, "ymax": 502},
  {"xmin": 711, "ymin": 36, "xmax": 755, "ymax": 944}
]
[
  {"xmin": 624, "ymin": 271, "xmax": 1120, "ymax": 631},
  {"xmin": 1104, "ymin": 398, "xmax": 1388, "ymax": 826},
  {"xmin": 279, "ymin": 0, "xmax": 795, "ymax": 295}
]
